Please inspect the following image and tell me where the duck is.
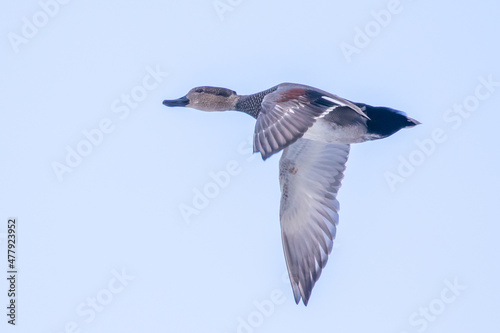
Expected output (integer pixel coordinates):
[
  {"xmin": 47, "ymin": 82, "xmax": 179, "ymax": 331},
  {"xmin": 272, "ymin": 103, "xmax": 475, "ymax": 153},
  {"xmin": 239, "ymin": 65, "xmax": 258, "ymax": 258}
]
[{"xmin": 163, "ymin": 82, "xmax": 420, "ymax": 305}]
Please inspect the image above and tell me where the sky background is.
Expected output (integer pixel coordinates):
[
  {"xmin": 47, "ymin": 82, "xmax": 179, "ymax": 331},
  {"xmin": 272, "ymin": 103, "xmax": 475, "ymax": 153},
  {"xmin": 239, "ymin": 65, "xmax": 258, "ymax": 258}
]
[{"xmin": 1, "ymin": 0, "xmax": 500, "ymax": 332}]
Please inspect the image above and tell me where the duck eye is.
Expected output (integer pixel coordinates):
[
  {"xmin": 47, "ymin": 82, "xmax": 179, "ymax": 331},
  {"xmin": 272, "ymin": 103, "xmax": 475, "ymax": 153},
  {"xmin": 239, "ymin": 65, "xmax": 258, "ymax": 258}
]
[{"xmin": 194, "ymin": 88, "xmax": 203, "ymax": 93}]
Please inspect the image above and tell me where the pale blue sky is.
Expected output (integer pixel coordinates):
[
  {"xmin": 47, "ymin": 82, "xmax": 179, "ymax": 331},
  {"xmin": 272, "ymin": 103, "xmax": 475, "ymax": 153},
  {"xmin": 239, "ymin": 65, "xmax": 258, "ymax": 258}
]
[{"xmin": 1, "ymin": 0, "xmax": 499, "ymax": 332}]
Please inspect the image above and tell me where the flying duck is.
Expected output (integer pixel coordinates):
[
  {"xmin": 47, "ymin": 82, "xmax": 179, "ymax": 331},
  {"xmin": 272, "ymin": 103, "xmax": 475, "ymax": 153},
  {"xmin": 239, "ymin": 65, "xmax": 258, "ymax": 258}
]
[{"xmin": 163, "ymin": 83, "xmax": 419, "ymax": 305}]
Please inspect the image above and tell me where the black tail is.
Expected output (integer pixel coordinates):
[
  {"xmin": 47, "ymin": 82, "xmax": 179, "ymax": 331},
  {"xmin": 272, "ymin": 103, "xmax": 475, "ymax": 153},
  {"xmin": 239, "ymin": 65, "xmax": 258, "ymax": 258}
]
[{"xmin": 359, "ymin": 104, "xmax": 420, "ymax": 139}]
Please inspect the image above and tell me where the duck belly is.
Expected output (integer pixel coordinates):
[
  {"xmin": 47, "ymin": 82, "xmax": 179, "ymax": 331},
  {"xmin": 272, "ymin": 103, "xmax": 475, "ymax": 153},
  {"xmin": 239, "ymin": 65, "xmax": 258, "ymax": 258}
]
[{"xmin": 302, "ymin": 118, "xmax": 368, "ymax": 144}]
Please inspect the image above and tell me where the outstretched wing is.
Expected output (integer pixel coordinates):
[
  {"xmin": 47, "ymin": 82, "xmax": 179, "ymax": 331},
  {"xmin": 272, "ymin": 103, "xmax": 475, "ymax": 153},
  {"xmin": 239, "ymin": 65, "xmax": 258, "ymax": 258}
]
[
  {"xmin": 254, "ymin": 83, "xmax": 365, "ymax": 160},
  {"xmin": 279, "ymin": 138, "xmax": 350, "ymax": 305}
]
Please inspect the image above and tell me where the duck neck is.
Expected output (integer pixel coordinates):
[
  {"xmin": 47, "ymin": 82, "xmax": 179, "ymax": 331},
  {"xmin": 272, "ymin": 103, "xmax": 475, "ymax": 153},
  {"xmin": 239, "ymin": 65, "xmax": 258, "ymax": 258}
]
[{"xmin": 234, "ymin": 86, "xmax": 279, "ymax": 119}]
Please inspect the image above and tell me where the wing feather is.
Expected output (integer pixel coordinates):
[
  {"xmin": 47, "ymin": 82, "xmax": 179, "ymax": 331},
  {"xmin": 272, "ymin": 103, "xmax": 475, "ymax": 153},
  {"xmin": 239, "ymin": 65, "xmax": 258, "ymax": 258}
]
[
  {"xmin": 254, "ymin": 83, "xmax": 365, "ymax": 159},
  {"xmin": 279, "ymin": 138, "xmax": 350, "ymax": 305}
]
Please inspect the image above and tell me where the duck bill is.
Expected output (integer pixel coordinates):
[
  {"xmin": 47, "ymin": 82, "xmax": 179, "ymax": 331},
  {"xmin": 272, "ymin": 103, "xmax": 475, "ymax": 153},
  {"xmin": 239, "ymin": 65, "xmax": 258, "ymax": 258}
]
[{"xmin": 163, "ymin": 96, "xmax": 189, "ymax": 107}]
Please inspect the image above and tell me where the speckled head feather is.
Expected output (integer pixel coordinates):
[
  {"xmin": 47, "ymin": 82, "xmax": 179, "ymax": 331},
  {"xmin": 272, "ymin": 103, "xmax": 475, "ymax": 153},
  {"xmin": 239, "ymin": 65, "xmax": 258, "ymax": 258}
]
[{"xmin": 163, "ymin": 86, "xmax": 239, "ymax": 112}]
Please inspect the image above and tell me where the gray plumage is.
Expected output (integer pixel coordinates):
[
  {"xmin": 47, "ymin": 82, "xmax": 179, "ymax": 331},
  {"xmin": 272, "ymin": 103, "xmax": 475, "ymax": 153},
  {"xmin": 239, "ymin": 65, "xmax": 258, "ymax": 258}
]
[
  {"xmin": 235, "ymin": 86, "xmax": 279, "ymax": 119},
  {"xmin": 279, "ymin": 138, "xmax": 349, "ymax": 304}
]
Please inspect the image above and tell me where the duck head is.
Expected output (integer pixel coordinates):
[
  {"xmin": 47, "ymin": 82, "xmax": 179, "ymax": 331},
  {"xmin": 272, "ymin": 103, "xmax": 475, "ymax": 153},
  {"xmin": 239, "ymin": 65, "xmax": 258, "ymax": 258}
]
[{"xmin": 163, "ymin": 86, "xmax": 239, "ymax": 111}]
